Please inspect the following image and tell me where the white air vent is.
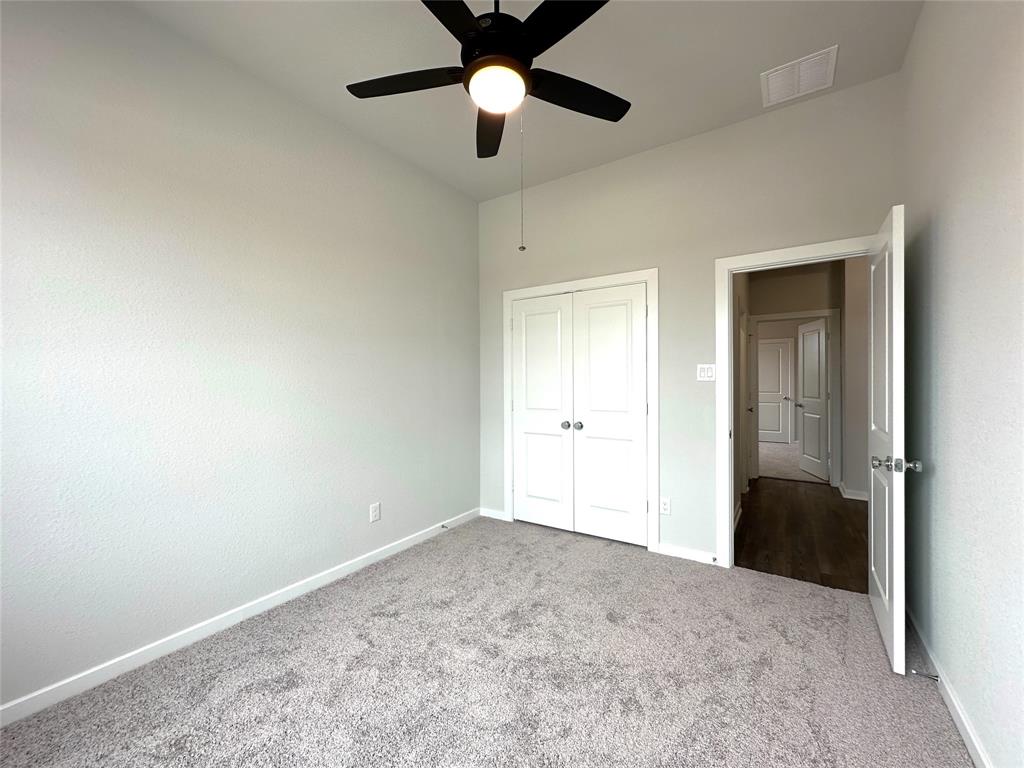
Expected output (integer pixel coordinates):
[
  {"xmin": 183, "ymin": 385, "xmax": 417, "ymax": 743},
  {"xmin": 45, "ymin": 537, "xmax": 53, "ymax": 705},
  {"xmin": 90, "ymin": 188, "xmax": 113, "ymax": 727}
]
[{"xmin": 761, "ymin": 45, "xmax": 838, "ymax": 107}]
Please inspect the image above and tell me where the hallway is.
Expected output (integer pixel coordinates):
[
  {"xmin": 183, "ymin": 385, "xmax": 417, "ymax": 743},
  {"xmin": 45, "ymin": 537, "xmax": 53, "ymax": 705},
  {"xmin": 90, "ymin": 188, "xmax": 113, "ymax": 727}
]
[{"xmin": 735, "ymin": 478, "xmax": 868, "ymax": 593}]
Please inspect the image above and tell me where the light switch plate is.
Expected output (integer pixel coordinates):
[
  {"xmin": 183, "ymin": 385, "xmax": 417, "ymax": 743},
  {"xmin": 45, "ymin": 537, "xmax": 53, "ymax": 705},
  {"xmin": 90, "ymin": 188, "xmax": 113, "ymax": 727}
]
[
  {"xmin": 660, "ymin": 497, "xmax": 671, "ymax": 516},
  {"xmin": 697, "ymin": 364, "xmax": 716, "ymax": 381}
]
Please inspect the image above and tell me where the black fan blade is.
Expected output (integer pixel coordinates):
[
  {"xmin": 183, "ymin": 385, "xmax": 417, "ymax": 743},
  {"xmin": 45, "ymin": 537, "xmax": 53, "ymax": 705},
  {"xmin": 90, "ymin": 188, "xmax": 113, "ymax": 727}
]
[
  {"xmin": 476, "ymin": 110, "xmax": 505, "ymax": 158},
  {"xmin": 530, "ymin": 69, "xmax": 630, "ymax": 121},
  {"xmin": 523, "ymin": 1, "xmax": 607, "ymax": 57},
  {"xmin": 422, "ymin": 1, "xmax": 479, "ymax": 43},
  {"xmin": 347, "ymin": 67, "xmax": 464, "ymax": 98}
]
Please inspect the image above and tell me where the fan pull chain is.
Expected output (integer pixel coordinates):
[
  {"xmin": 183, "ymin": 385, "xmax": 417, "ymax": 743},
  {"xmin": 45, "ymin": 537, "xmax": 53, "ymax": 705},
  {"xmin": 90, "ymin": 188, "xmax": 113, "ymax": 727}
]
[{"xmin": 518, "ymin": 105, "xmax": 527, "ymax": 252}]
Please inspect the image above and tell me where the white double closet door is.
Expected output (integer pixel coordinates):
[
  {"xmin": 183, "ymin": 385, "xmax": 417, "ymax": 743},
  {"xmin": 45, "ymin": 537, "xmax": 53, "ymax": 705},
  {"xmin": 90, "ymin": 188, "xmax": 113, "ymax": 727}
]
[{"xmin": 511, "ymin": 283, "xmax": 647, "ymax": 546}]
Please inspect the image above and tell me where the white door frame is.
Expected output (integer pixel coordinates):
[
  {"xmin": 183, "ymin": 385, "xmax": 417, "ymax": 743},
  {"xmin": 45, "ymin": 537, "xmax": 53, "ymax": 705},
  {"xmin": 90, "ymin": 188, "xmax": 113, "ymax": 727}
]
[
  {"xmin": 503, "ymin": 268, "xmax": 660, "ymax": 551},
  {"xmin": 715, "ymin": 236, "xmax": 874, "ymax": 566},
  {"xmin": 752, "ymin": 309, "xmax": 843, "ymax": 489}
]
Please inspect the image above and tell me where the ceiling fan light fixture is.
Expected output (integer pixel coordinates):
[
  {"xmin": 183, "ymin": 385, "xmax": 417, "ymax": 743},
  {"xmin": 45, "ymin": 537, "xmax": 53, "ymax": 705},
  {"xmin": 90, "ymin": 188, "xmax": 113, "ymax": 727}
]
[{"xmin": 467, "ymin": 58, "xmax": 529, "ymax": 114}]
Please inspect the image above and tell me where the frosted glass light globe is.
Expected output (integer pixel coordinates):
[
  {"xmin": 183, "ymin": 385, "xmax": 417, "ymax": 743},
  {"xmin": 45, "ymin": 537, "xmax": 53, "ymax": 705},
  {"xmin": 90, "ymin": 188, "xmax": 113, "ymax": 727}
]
[{"xmin": 468, "ymin": 65, "xmax": 526, "ymax": 114}]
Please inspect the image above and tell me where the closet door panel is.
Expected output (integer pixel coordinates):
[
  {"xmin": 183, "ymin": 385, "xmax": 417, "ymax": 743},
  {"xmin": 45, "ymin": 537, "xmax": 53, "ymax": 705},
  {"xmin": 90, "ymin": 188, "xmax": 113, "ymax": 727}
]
[{"xmin": 572, "ymin": 284, "xmax": 647, "ymax": 546}]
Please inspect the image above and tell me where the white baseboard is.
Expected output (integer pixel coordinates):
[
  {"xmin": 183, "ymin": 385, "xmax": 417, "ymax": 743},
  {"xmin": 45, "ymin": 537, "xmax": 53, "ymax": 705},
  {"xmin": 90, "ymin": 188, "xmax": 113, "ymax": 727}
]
[
  {"xmin": 479, "ymin": 507, "xmax": 513, "ymax": 522},
  {"xmin": 0, "ymin": 507, "xmax": 481, "ymax": 727},
  {"xmin": 733, "ymin": 500, "xmax": 743, "ymax": 531},
  {"xmin": 907, "ymin": 610, "xmax": 993, "ymax": 768},
  {"xmin": 653, "ymin": 542, "xmax": 718, "ymax": 566},
  {"xmin": 838, "ymin": 482, "xmax": 869, "ymax": 502}
]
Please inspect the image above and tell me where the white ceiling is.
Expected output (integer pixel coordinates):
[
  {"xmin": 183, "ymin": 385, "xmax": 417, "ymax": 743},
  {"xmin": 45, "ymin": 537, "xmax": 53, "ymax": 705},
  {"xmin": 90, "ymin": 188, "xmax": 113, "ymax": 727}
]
[{"xmin": 141, "ymin": 1, "xmax": 922, "ymax": 201}]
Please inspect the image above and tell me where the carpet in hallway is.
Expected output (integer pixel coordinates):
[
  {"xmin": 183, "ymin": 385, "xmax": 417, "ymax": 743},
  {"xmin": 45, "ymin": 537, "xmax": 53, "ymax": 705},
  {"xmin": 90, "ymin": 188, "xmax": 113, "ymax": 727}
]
[{"xmin": 759, "ymin": 440, "xmax": 827, "ymax": 483}]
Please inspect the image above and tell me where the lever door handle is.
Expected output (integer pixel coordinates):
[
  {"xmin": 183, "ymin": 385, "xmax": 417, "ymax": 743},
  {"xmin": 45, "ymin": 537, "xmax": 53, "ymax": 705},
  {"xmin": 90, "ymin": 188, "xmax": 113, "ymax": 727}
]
[
  {"xmin": 783, "ymin": 396, "xmax": 792, "ymax": 401},
  {"xmin": 794, "ymin": 403, "xmax": 805, "ymax": 408},
  {"xmin": 746, "ymin": 407, "xmax": 755, "ymax": 413}
]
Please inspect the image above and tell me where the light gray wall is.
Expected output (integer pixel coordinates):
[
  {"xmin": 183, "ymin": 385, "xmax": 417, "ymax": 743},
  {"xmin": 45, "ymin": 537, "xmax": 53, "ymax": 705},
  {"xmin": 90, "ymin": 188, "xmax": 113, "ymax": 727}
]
[
  {"xmin": 901, "ymin": 3, "xmax": 1024, "ymax": 765},
  {"xmin": 479, "ymin": 74, "xmax": 902, "ymax": 553},
  {"xmin": 841, "ymin": 257, "xmax": 869, "ymax": 496},
  {"xmin": 1, "ymin": 2, "xmax": 479, "ymax": 705}
]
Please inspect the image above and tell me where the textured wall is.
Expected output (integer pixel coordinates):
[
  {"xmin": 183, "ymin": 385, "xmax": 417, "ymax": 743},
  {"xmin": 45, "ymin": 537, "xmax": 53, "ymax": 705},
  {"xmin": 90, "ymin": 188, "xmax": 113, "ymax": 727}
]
[
  {"xmin": 902, "ymin": 3, "xmax": 1024, "ymax": 765},
  {"xmin": 1, "ymin": 2, "xmax": 479, "ymax": 704},
  {"xmin": 479, "ymin": 75, "xmax": 902, "ymax": 553}
]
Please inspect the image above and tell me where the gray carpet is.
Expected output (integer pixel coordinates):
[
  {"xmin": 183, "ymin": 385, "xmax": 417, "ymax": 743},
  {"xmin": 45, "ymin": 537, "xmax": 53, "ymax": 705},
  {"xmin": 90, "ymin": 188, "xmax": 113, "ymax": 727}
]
[
  {"xmin": 759, "ymin": 441, "xmax": 827, "ymax": 483},
  {"xmin": 1, "ymin": 518, "xmax": 970, "ymax": 767}
]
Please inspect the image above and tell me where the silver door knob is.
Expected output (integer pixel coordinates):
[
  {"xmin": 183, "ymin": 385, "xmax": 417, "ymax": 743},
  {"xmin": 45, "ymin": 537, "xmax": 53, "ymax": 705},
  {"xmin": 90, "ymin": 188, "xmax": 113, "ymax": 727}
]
[
  {"xmin": 905, "ymin": 460, "xmax": 923, "ymax": 472},
  {"xmin": 560, "ymin": 421, "xmax": 571, "ymax": 430},
  {"xmin": 573, "ymin": 421, "xmax": 583, "ymax": 430},
  {"xmin": 871, "ymin": 455, "xmax": 894, "ymax": 471}
]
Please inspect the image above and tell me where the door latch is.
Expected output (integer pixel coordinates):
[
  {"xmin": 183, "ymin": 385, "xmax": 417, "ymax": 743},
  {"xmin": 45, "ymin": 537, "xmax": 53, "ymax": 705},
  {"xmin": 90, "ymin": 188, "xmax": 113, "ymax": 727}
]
[{"xmin": 894, "ymin": 458, "xmax": 924, "ymax": 473}]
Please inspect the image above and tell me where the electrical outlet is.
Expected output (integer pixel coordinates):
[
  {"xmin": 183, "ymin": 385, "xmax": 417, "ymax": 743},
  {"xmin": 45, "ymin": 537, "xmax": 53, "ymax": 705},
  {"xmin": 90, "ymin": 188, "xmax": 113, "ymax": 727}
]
[
  {"xmin": 660, "ymin": 497, "xmax": 671, "ymax": 516},
  {"xmin": 696, "ymin": 364, "xmax": 716, "ymax": 382},
  {"xmin": 369, "ymin": 502, "xmax": 381, "ymax": 523}
]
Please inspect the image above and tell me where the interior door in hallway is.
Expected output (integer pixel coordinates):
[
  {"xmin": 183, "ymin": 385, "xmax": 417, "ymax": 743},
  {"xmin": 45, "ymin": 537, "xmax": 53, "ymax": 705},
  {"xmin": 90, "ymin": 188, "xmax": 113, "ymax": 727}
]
[
  {"xmin": 572, "ymin": 284, "xmax": 648, "ymax": 546},
  {"xmin": 757, "ymin": 339, "xmax": 793, "ymax": 443},
  {"xmin": 797, "ymin": 318, "xmax": 830, "ymax": 480},
  {"xmin": 511, "ymin": 294, "xmax": 574, "ymax": 531},
  {"xmin": 868, "ymin": 205, "xmax": 906, "ymax": 675}
]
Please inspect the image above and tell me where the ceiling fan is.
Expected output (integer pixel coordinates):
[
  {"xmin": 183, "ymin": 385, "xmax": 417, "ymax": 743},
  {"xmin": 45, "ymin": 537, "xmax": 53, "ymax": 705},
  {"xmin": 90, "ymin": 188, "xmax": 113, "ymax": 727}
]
[{"xmin": 346, "ymin": 0, "xmax": 630, "ymax": 158}]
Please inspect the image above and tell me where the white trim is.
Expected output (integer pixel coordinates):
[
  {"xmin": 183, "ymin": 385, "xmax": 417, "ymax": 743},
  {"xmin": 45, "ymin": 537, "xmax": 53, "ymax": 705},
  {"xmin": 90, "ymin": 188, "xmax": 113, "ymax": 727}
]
[
  {"xmin": 907, "ymin": 610, "xmax": 994, "ymax": 768},
  {"xmin": 502, "ymin": 269, "xmax": 660, "ymax": 552},
  {"xmin": 838, "ymin": 482, "xmax": 869, "ymax": 502},
  {"xmin": 716, "ymin": 235, "xmax": 875, "ymax": 566},
  {"xmin": 0, "ymin": 508, "xmax": 481, "ymax": 726},
  {"xmin": 653, "ymin": 542, "xmax": 717, "ymax": 566},
  {"xmin": 752, "ymin": 309, "xmax": 843, "ymax": 489},
  {"xmin": 479, "ymin": 507, "xmax": 512, "ymax": 522}
]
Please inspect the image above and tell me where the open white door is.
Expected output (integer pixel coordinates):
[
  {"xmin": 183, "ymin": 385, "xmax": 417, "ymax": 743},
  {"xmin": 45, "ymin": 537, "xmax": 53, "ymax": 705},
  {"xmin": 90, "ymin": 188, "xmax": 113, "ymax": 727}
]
[
  {"xmin": 757, "ymin": 339, "xmax": 793, "ymax": 443},
  {"xmin": 868, "ymin": 205, "xmax": 906, "ymax": 675},
  {"xmin": 797, "ymin": 318, "xmax": 829, "ymax": 480},
  {"xmin": 572, "ymin": 284, "xmax": 648, "ymax": 546},
  {"xmin": 512, "ymin": 294, "xmax": 574, "ymax": 532}
]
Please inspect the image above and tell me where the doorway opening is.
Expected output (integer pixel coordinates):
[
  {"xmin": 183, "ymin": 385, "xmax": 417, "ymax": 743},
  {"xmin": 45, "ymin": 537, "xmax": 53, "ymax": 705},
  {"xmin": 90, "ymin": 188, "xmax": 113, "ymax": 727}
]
[
  {"xmin": 715, "ymin": 208, "xmax": 908, "ymax": 674},
  {"xmin": 731, "ymin": 260, "xmax": 869, "ymax": 592}
]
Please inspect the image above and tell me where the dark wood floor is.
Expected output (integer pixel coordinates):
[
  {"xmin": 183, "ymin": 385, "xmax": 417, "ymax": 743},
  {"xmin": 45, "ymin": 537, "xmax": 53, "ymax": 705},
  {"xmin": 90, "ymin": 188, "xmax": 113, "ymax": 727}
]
[{"xmin": 735, "ymin": 477, "xmax": 869, "ymax": 593}]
